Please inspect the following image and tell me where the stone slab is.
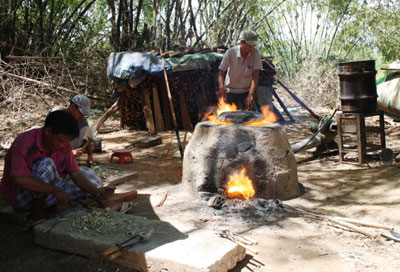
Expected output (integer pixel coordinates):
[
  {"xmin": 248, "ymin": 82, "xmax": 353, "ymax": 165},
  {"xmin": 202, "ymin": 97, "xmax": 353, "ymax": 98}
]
[{"xmin": 34, "ymin": 208, "xmax": 245, "ymax": 272}]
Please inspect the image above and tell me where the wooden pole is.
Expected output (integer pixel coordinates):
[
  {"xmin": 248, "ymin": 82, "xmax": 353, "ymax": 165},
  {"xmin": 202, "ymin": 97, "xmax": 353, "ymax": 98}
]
[
  {"xmin": 277, "ymin": 80, "xmax": 320, "ymax": 120},
  {"xmin": 272, "ymin": 89, "xmax": 295, "ymax": 123},
  {"xmin": 92, "ymin": 97, "xmax": 120, "ymax": 133},
  {"xmin": 160, "ymin": 52, "xmax": 184, "ymax": 159}
]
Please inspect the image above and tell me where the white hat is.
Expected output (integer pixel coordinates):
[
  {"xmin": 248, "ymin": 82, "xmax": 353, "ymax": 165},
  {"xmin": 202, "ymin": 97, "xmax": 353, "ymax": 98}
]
[
  {"xmin": 239, "ymin": 30, "xmax": 259, "ymax": 46},
  {"xmin": 71, "ymin": 94, "xmax": 90, "ymax": 115}
]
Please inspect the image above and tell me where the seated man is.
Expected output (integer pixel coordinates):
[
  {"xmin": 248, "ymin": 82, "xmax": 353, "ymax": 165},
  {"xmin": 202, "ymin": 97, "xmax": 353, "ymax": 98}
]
[
  {"xmin": 66, "ymin": 94, "xmax": 94, "ymax": 167},
  {"xmin": 0, "ymin": 110, "xmax": 119, "ymax": 221}
]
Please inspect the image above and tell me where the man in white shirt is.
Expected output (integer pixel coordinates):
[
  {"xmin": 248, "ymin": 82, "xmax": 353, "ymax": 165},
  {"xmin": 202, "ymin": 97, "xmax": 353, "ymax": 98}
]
[
  {"xmin": 218, "ymin": 30, "xmax": 263, "ymax": 110},
  {"xmin": 66, "ymin": 94, "xmax": 94, "ymax": 167}
]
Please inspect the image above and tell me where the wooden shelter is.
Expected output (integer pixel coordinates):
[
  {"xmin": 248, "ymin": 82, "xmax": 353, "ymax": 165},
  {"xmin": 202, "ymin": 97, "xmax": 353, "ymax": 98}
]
[{"xmin": 109, "ymin": 51, "xmax": 276, "ymax": 132}]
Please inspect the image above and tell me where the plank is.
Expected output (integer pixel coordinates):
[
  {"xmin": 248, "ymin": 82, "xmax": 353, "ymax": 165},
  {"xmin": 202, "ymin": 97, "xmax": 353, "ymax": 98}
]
[{"xmin": 152, "ymin": 87, "xmax": 165, "ymax": 132}]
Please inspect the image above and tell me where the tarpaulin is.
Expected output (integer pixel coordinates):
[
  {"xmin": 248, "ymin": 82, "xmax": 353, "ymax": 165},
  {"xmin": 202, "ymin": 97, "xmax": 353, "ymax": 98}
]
[
  {"xmin": 107, "ymin": 52, "xmax": 173, "ymax": 85},
  {"xmin": 167, "ymin": 52, "xmax": 223, "ymax": 72}
]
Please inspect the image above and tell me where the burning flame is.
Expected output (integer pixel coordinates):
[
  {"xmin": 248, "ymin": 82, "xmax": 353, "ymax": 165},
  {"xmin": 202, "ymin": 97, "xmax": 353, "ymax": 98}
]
[
  {"xmin": 226, "ymin": 166, "xmax": 255, "ymax": 200},
  {"xmin": 244, "ymin": 105, "xmax": 277, "ymax": 126},
  {"xmin": 204, "ymin": 97, "xmax": 235, "ymax": 125},
  {"xmin": 203, "ymin": 97, "xmax": 277, "ymax": 126},
  {"xmin": 216, "ymin": 97, "xmax": 237, "ymax": 116}
]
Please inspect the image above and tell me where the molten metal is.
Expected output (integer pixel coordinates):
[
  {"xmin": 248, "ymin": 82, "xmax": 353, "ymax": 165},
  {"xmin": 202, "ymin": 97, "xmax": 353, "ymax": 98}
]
[{"xmin": 226, "ymin": 167, "xmax": 255, "ymax": 200}]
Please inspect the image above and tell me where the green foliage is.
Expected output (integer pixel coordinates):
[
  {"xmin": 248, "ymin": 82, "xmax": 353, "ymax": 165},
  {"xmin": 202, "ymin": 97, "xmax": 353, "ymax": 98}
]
[{"xmin": 2, "ymin": 0, "xmax": 400, "ymax": 104}]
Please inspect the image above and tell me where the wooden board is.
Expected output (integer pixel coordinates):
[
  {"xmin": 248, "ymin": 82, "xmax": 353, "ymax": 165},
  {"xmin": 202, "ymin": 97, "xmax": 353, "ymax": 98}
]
[
  {"xmin": 152, "ymin": 87, "xmax": 165, "ymax": 132},
  {"xmin": 133, "ymin": 136, "xmax": 162, "ymax": 148},
  {"xmin": 159, "ymin": 84, "xmax": 173, "ymax": 130},
  {"xmin": 179, "ymin": 91, "xmax": 194, "ymax": 131}
]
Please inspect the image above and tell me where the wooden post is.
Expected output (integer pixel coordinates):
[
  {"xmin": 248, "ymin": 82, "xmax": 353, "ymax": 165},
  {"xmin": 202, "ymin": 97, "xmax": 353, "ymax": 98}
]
[
  {"xmin": 120, "ymin": 91, "xmax": 126, "ymax": 129},
  {"xmin": 179, "ymin": 91, "xmax": 193, "ymax": 131},
  {"xmin": 272, "ymin": 89, "xmax": 295, "ymax": 123},
  {"xmin": 160, "ymin": 52, "xmax": 184, "ymax": 159},
  {"xmin": 143, "ymin": 106, "xmax": 156, "ymax": 135},
  {"xmin": 152, "ymin": 87, "xmax": 165, "ymax": 131},
  {"xmin": 92, "ymin": 97, "xmax": 120, "ymax": 133},
  {"xmin": 141, "ymin": 88, "xmax": 156, "ymax": 135},
  {"xmin": 277, "ymin": 80, "xmax": 320, "ymax": 120},
  {"xmin": 159, "ymin": 84, "xmax": 173, "ymax": 130}
]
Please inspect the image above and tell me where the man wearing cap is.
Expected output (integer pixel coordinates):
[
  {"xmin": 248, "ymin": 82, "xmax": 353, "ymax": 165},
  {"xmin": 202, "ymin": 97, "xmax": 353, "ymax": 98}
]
[
  {"xmin": 66, "ymin": 94, "xmax": 94, "ymax": 167},
  {"xmin": 218, "ymin": 30, "xmax": 262, "ymax": 110}
]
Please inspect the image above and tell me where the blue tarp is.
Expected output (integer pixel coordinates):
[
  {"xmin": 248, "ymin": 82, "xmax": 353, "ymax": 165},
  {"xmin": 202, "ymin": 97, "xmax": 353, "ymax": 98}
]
[
  {"xmin": 107, "ymin": 52, "xmax": 173, "ymax": 85},
  {"xmin": 107, "ymin": 51, "xmax": 223, "ymax": 86}
]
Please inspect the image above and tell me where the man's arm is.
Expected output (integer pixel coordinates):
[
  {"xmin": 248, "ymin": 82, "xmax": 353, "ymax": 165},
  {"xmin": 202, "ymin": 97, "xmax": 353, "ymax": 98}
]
[
  {"xmin": 70, "ymin": 171, "xmax": 113, "ymax": 200},
  {"xmin": 218, "ymin": 70, "xmax": 227, "ymax": 96},
  {"xmin": 85, "ymin": 141, "xmax": 94, "ymax": 166},
  {"xmin": 11, "ymin": 176, "xmax": 71, "ymax": 203},
  {"xmin": 246, "ymin": 69, "xmax": 260, "ymax": 108}
]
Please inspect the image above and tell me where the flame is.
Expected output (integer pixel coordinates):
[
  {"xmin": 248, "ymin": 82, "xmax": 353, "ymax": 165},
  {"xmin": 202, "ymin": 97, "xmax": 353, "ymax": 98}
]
[
  {"xmin": 203, "ymin": 97, "xmax": 276, "ymax": 126},
  {"xmin": 216, "ymin": 97, "xmax": 237, "ymax": 116},
  {"xmin": 244, "ymin": 105, "xmax": 277, "ymax": 126},
  {"xmin": 203, "ymin": 97, "xmax": 235, "ymax": 125},
  {"xmin": 226, "ymin": 166, "xmax": 255, "ymax": 200}
]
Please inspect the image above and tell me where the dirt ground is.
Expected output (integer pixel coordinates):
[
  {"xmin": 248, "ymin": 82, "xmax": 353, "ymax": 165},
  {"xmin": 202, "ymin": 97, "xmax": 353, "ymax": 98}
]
[{"xmin": 1, "ymin": 108, "xmax": 400, "ymax": 272}]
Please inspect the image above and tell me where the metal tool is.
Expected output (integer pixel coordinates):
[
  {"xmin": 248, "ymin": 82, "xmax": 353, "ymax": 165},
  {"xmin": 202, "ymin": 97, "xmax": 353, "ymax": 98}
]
[
  {"xmin": 42, "ymin": 215, "xmax": 66, "ymax": 233},
  {"xmin": 103, "ymin": 229, "xmax": 154, "ymax": 261}
]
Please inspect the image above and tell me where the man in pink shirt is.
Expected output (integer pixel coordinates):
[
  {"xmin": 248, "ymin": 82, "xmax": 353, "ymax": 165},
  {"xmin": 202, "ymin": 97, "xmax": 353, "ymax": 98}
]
[{"xmin": 0, "ymin": 110, "xmax": 116, "ymax": 221}]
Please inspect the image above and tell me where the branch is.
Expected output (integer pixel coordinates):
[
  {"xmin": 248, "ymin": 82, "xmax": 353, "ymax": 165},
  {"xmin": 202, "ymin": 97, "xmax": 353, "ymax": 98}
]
[
  {"xmin": 0, "ymin": 69, "xmax": 101, "ymax": 100},
  {"xmin": 56, "ymin": 0, "xmax": 87, "ymax": 37},
  {"xmin": 326, "ymin": 0, "xmax": 352, "ymax": 58}
]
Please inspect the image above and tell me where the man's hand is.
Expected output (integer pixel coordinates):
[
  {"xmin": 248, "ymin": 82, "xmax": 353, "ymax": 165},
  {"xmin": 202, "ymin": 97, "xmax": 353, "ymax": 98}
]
[
  {"xmin": 218, "ymin": 86, "xmax": 227, "ymax": 97},
  {"xmin": 246, "ymin": 93, "xmax": 254, "ymax": 109},
  {"xmin": 52, "ymin": 188, "xmax": 71, "ymax": 204},
  {"xmin": 95, "ymin": 186, "xmax": 115, "ymax": 201},
  {"xmin": 86, "ymin": 159, "xmax": 94, "ymax": 167},
  {"xmin": 72, "ymin": 148, "xmax": 84, "ymax": 157}
]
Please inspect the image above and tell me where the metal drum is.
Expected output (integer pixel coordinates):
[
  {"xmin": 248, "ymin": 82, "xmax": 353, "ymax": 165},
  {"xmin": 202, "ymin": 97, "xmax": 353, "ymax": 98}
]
[{"xmin": 338, "ymin": 60, "xmax": 377, "ymax": 113}]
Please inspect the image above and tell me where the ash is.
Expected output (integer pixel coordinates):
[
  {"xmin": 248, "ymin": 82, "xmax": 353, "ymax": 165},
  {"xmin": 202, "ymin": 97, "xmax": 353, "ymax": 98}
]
[{"xmin": 208, "ymin": 197, "xmax": 285, "ymax": 225}]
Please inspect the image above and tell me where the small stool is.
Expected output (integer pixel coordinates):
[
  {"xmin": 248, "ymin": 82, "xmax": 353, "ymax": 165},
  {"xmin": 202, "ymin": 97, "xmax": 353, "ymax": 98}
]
[
  {"xmin": 110, "ymin": 149, "xmax": 134, "ymax": 164},
  {"xmin": 336, "ymin": 110, "xmax": 385, "ymax": 164}
]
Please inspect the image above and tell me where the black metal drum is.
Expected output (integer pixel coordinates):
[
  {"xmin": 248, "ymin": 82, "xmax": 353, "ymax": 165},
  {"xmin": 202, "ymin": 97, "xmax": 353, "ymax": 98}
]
[{"xmin": 338, "ymin": 60, "xmax": 377, "ymax": 113}]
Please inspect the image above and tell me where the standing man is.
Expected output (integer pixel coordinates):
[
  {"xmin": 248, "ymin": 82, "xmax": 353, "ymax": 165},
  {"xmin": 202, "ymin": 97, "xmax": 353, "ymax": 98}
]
[
  {"xmin": 0, "ymin": 110, "xmax": 118, "ymax": 222},
  {"xmin": 218, "ymin": 30, "xmax": 263, "ymax": 110},
  {"xmin": 66, "ymin": 94, "xmax": 94, "ymax": 167}
]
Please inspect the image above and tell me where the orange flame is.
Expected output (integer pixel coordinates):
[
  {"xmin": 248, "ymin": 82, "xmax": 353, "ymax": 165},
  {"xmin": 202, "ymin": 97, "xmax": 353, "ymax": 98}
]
[
  {"xmin": 244, "ymin": 105, "xmax": 277, "ymax": 126},
  {"xmin": 203, "ymin": 97, "xmax": 236, "ymax": 125},
  {"xmin": 216, "ymin": 97, "xmax": 237, "ymax": 116},
  {"xmin": 226, "ymin": 166, "xmax": 255, "ymax": 200},
  {"xmin": 203, "ymin": 97, "xmax": 276, "ymax": 126}
]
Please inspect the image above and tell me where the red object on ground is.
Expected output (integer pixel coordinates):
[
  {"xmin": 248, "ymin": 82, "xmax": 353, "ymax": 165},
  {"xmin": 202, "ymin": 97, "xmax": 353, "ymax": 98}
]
[{"xmin": 110, "ymin": 149, "xmax": 134, "ymax": 164}]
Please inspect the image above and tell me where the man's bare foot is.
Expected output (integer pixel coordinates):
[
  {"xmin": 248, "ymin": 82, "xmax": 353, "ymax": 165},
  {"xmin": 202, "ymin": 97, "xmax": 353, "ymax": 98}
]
[
  {"xmin": 108, "ymin": 190, "xmax": 138, "ymax": 203},
  {"xmin": 100, "ymin": 200, "xmax": 122, "ymax": 211}
]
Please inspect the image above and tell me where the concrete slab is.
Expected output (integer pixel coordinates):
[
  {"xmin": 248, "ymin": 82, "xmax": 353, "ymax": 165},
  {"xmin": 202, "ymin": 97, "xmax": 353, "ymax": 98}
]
[{"xmin": 34, "ymin": 208, "xmax": 246, "ymax": 272}]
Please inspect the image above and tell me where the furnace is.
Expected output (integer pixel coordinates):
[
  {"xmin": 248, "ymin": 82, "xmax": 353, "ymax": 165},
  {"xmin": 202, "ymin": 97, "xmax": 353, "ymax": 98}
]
[{"xmin": 182, "ymin": 102, "xmax": 300, "ymax": 201}]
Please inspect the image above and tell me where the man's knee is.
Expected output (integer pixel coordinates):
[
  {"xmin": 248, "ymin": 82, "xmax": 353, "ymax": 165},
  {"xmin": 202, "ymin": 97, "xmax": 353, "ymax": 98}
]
[{"xmin": 32, "ymin": 157, "xmax": 58, "ymax": 183}]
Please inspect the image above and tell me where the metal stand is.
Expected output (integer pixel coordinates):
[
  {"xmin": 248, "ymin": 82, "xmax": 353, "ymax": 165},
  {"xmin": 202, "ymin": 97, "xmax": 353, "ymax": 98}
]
[{"xmin": 336, "ymin": 111, "xmax": 385, "ymax": 164}]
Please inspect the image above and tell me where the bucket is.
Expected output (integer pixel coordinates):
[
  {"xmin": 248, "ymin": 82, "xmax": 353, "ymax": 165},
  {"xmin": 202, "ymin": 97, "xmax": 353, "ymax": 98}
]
[{"xmin": 338, "ymin": 60, "xmax": 377, "ymax": 113}]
